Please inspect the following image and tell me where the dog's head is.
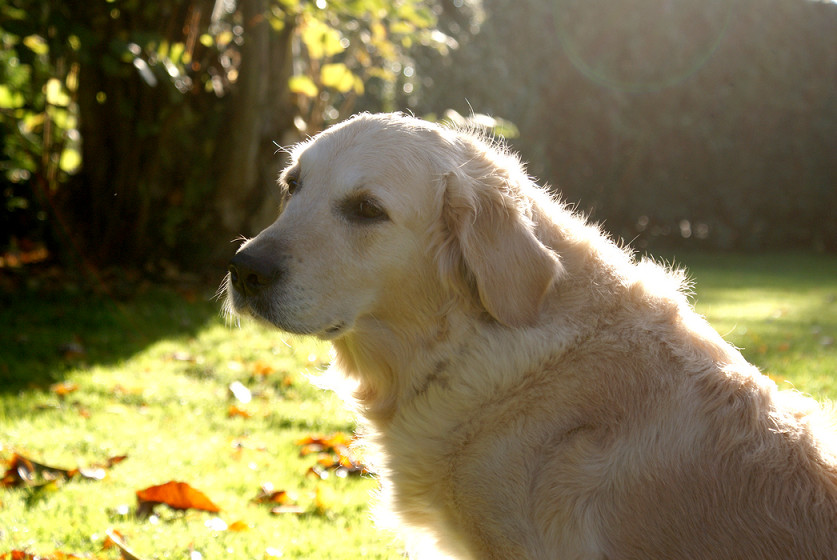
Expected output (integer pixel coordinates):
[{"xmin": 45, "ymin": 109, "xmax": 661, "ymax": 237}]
[{"xmin": 225, "ymin": 113, "xmax": 562, "ymax": 339}]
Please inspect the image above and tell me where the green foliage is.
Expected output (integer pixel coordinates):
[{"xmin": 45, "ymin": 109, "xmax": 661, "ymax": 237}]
[
  {"xmin": 280, "ymin": 0, "xmax": 459, "ymax": 132},
  {"xmin": 0, "ymin": 0, "xmax": 477, "ymax": 268}
]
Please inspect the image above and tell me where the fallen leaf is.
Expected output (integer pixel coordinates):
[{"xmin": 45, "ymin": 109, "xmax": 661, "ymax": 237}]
[
  {"xmin": 104, "ymin": 455, "xmax": 129, "ymax": 467},
  {"xmin": 227, "ymin": 520, "xmax": 251, "ymax": 532},
  {"xmin": 228, "ymin": 405, "xmax": 252, "ymax": 418},
  {"xmin": 2, "ymin": 453, "xmax": 72, "ymax": 487},
  {"xmin": 1, "ymin": 452, "xmax": 128, "ymax": 488},
  {"xmin": 295, "ymin": 433, "xmax": 369, "ymax": 477},
  {"xmin": 295, "ymin": 432, "xmax": 352, "ymax": 450},
  {"xmin": 104, "ymin": 528, "xmax": 149, "ymax": 560},
  {"xmin": 0, "ymin": 549, "xmax": 91, "ymax": 559},
  {"xmin": 252, "ymin": 483, "xmax": 303, "ymax": 515},
  {"xmin": 136, "ymin": 481, "xmax": 221, "ymax": 518},
  {"xmin": 50, "ymin": 381, "xmax": 79, "ymax": 397},
  {"xmin": 252, "ymin": 483, "xmax": 294, "ymax": 506},
  {"xmin": 305, "ymin": 466, "xmax": 329, "ymax": 480},
  {"xmin": 252, "ymin": 361, "xmax": 274, "ymax": 377},
  {"xmin": 103, "ymin": 528, "xmax": 126, "ymax": 549}
]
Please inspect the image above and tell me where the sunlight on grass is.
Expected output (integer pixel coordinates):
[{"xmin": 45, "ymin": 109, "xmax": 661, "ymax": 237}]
[
  {"xmin": 0, "ymin": 301, "xmax": 397, "ymax": 559},
  {"xmin": 677, "ymin": 252, "xmax": 837, "ymax": 400}
]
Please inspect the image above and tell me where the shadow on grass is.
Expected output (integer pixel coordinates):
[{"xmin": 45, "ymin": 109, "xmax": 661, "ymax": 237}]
[{"xmin": 0, "ymin": 271, "xmax": 225, "ymax": 393}]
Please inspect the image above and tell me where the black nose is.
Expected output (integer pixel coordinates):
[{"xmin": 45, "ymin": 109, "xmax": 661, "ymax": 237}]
[{"xmin": 228, "ymin": 251, "xmax": 278, "ymax": 296}]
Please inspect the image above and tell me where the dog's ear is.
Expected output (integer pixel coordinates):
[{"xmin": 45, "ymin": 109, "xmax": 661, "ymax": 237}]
[{"xmin": 439, "ymin": 163, "xmax": 563, "ymax": 327}]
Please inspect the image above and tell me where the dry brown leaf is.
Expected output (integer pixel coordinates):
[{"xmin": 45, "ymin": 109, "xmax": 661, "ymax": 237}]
[
  {"xmin": 0, "ymin": 550, "xmax": 96, "ymax": 560},
  {"xmin": 104, "ymin": 528, "xmax": 149, "ymax": 560},
  {"xmin": 227, "ymin": 405, "xmax": 252, "ymax": 418},
  {"xmin": 2, "ymin": 452, "xmax": 128, "ymax": 488},
  {"xmin": 227, "ymin": 520, "xmax": 252, "ymax": 532},
  {"xmin": 305, "ymin": 466, "xmax": 329, "ymax": 480},
  {"xmin": 252, "ymin": 361, "xmax": 275, "ymax": 377},
  {"xmin": 50, "ymin": 381, "xmax": 79, "ymax": 397},
  {"xmin": 252, "ymin": 484, "xmax": 293, "ymax": 506},
  {"xmin": 295, "ymin": 432, "xmax": 369, "ymax": 476},
  {"xmin": 2, "ymin": 454, "xmax": 71, "ymax": 487},
  {"xmin": 135, "ymin": 481, "xmax": 221, "ymax": 517}
]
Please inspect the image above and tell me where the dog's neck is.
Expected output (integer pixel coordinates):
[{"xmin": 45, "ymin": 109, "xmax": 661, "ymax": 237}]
[{"xmin": 330, "ymin": 294, "xmax": 480, "ymax": 427}]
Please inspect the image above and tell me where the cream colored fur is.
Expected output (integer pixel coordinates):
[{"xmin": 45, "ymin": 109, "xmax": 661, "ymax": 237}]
[{"xmin": 226, "ymin": 112, "xmax": 837, "ymax": 559}]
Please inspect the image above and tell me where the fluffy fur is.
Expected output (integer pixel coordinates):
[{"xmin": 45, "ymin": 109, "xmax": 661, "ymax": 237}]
[{"xmin": 225, "ymin": 112, "xmax": 837, "ymax": 559}]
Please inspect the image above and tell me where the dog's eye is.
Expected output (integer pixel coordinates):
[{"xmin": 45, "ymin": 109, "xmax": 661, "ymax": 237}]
[
  {"xmin": 286, "ymin": 176, "xmax": 300, "ymax": 195},
  {"xmin": 357, "ymin": 200, "xmax": 385, "ymax": 220},
  {"xmin": 339, "ymin": 195, "xmax": 388, "ymax": 223}
]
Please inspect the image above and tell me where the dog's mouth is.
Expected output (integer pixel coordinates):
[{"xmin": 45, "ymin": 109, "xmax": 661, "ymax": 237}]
[
  {"xmin": 224, "ymin": 272, "xmax": 352, "ymax": 340},
  {"xmin": 319, "ymin": 322, "xmax": 348, "ymax": 340}
]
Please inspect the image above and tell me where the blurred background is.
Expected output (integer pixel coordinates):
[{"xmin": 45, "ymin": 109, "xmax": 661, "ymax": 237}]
[{"xmin": 1, "ymin": 0, "xmax": 835, "ymax": 279}]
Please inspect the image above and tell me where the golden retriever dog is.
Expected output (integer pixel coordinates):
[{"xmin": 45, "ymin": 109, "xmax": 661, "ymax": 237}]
[{"xmin": 225, "ymin": 112, "xmax": 837, "ymax": 559}]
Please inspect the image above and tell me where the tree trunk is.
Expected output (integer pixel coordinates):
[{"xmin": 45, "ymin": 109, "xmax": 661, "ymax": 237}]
[
  {"xmin": 212, "ymin": 0, "xmax": 297, "ymax": 263},
  {"xmin": 56, "ymin": 0, "xmax": 298, "ymax": 270}
]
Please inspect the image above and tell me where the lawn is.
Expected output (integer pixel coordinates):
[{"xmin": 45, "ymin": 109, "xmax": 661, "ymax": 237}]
[{"xmin": 1, "ymin": 252, "xmax": 836, "ymax": 559}]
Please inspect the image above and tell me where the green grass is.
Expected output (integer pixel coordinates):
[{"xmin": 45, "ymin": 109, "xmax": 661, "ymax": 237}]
[
  {"xmin": 0, "ymin": 283, "xmax": 398, "ymax": 559},
  {"xmin": 1, "ymin": 252, "xmax": 836, "ymax": 558},
  {"xmin": 671, "ymin": 252, "xmax": 837, "ymax": 399}
]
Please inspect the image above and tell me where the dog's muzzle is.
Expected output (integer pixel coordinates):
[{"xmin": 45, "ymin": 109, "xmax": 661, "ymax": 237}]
[{"xmin": 228, "ymin": 249, "xmax": 281, "ymax": 297}]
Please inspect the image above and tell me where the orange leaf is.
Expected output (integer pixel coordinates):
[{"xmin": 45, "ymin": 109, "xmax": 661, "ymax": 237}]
[
  {"xmin": 2, "ymin": 453, "xmax": 72, "ymax": 486},
  {"xmin": 252, "ymin": 484, "xmax": 294, "ymax": 505},
  {"xmin": 295, "ymin": 432, "xmax": 352, "ymax": 452},
  {"xmin": 0, "ymin": 551, "xmax": 90, "ymax": 560},
  {"xmin": 105, "ymin": 528, "xmax": 149, "ymax": 560},
  {"xmin": 227, "ymin": 520, "xmax": 252, "ymax": 532},
  {"xmin": 228, "ymin": 405, "xmax": 252, "ymax": 418},
  {"xmin": 50, "ymin": 381, "xmax": 79, "ymax": 397},
  {"xmin": 106, "ymin": 455, "xmax": 129, "ymax": 467},
  {"xmin": 136, "ymin": 481, "xmax": 221, "ymax": 514},
  {"xmin": 306, "ymin": 466, "xmax": 328, "ymax": 480},
  {"xmin": 2, "ymin": 452, "xmax": 127, "ymax": 488},
  {"xmin": 252, "ymin": 361, "xmax": 274, "ymax": 377},
  {"xmin": 103, "ymin": 529, "xmax": 126, "ymax": 549}
]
